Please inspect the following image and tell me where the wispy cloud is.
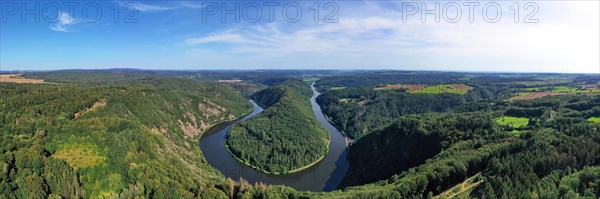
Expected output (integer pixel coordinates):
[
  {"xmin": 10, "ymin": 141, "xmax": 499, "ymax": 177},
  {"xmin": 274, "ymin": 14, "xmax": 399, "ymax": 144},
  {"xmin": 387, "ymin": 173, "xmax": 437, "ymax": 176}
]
[
  {"xmin": 181, "ymin": 1, "xmax": 599, "ymax": 72},
  {"xmin": 131, "ymin": 1, "xmax": 205, "ymax": 12},
  {"xmin": 135, "ymin": 2, "xmax": 175, "ymax": 12},
  {"xmin": 185, "ymin": 29, "xmax": 278, "ymax": 46},
  {"xmin": 185, "ymin": 33, "xmax": 245, "ymax": 45},
  {"xmin": 49, "ymin": 12, "xmax": 76, "ymax": 32}
]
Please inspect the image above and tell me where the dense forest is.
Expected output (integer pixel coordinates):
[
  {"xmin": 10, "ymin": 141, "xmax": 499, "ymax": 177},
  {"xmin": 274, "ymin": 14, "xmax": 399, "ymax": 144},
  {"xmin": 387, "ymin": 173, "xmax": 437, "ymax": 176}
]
[
  {"xmin": 0, "ymin": 77, "xmax": 260, "ymax": 198},
  {"xmin": 316, "ymin": 85, "xmax": 500, "ymax": 139},
  {"xmin": 226, "ymin": 79, "xmax": 330, "ymax": 174},
  {"xmin": 2, "ymin": 70, "xmax": 600, "ymax": 198},
  {"xmin": 310, "ymin": 94, "xmax": 600, "ymax": 198},
  {"xmin": 339, "ymin": 113, "xmax": 498, "ymax": 188}
]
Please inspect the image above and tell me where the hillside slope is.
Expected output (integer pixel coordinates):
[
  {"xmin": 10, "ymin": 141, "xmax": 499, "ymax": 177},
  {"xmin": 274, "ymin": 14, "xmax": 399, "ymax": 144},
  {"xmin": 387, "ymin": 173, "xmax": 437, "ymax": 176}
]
[
  {"xmin": 339, "ymin": 113, "xmax": 497, "ymax": 188},
  {"xmin": 0, "ymin": 78, "xmax": 253, "ymax": 198},
  {"xmin": 310, "ymin": 95, "xmax": 600, "ymax": 198},
  {"xmin": 316, "ymin": 86, "xmax": 498, "ymax": 139}
]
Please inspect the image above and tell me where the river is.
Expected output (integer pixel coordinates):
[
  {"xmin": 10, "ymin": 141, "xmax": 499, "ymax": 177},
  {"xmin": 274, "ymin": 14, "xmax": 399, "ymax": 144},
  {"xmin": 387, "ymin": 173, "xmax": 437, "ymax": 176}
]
[{"xmin": 199, "ymin": 84, "xmax": 349, "ymax": 191}]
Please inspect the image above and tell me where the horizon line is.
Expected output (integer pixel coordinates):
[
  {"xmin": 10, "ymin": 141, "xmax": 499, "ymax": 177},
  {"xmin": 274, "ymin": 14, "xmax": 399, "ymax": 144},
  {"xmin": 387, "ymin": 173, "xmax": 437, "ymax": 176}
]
[{"xmin": 0, "ymin": 67, "xmax": 599, "ymax": 75}]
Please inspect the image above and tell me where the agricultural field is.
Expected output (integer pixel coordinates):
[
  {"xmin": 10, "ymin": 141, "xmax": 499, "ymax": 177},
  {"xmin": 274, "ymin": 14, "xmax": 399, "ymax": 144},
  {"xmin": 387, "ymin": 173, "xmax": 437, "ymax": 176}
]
[
  {"xmin": 514, "ymin": 81, "xmax": 570, "ymax": 86},
  {"xmin": 522, "ymin": 85, "xmax": 600, "ymax": 93},
  {"xmin": 374, "ymin": 84, "xmax": 472, "ymax": 94},
  {"xmin": 495, "ymin": 116, "xmax": 529, "ymax": 128},
  {"xmin": 0, "ymin": 74, "xmax": 44, "ymax": 83},
  {"xmin": 511, "ymin": 92, "xmax": 570, "ymax": 100},
  {"xmin": 512, "ymin": 85, "xmax": 600, "ymax": 100},
  {"xmin": 553, "ymin": 86, "xmax": 580, "ymax": 92}
]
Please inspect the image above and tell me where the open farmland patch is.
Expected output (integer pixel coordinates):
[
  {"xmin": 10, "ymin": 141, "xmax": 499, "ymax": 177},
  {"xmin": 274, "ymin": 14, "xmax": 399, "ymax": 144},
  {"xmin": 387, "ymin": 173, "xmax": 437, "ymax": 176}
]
[
  {"xmin": 0, "ymin": 74, "xmax": 44, "ymax": 83},
  {"xmin": 511, "ymin": 92, "xmax": 570, "ymax": 100},
  {"xmin": 375, "ymin": 84, "xmax": 472, "ymax": 94}
]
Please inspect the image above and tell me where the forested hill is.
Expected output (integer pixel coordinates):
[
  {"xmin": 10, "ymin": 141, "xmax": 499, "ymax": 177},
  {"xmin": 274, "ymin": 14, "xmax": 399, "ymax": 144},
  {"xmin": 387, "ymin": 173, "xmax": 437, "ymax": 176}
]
[
  {"xmin": 4, "ymin": 71, "xmax": 600, "ymax": 198},
  {"xmin": 226, "ymin": 79, "xmax": 330, "ymax": 174},
  {"xmin": 316, "ymin": 86, "xmax": 499, "ymax": 139},
  {"xmin": 316, "ymin": 94, "xmax": 600, "ymax": 198},
  {"xmin": 0, "ymin": 77, "xmax": 255, "ymax": 198},
  {"xmin": 251, "ymin": 79, "xmax": 313, "ymax": 108},
  {"xmin": 339, "ymin": 113, "xmax": 497, "ymax": 188}
]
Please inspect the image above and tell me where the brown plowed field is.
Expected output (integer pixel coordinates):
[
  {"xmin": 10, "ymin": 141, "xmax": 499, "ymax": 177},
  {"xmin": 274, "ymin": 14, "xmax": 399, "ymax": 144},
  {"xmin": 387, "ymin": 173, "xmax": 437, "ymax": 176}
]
[{"xmin": 0, "ymin": 74, "xmax": 44, "ymax": 84}]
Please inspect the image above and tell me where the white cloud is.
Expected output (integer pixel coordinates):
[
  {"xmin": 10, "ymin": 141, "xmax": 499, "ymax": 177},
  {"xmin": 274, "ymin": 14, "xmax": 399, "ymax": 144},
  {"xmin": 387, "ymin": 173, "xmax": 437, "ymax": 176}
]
[
  {"xmin": 183, "ymin": 1, "xmax": 599, "ymax": 73},
  {"xmin": 49, "ymin": 12, "xmax": 76, "ymax": 32}
]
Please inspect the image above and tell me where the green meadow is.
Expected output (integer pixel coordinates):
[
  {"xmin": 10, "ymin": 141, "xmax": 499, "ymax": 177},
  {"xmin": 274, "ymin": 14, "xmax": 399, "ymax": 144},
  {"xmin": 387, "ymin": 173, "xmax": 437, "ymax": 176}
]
[
  {"xmin": 588, "ymin": 117, "xmax": 600, "ymax": 123},
  {"xmin": 495, "ymin": 116, "xmax": 529, "ymax": 128}
]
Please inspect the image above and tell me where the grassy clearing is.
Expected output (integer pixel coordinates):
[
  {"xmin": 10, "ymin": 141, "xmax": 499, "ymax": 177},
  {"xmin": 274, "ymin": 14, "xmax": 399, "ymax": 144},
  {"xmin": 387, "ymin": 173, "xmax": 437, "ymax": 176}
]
[
  {"xmin": 551, "ymin": 86, "xmax": 599, "ymax": 93},
  {"xmin": 375, "ymin": 84, "xmax": 472, "ymax": 94},
  {"xmin": 588, "ymin": 117, "xmax": 600, "ymax": 123},
  {"xmin": 419, "ymin": 85, "xmax": 470, "ymax": 94},
  {"xmin": 553, "ymin": 86, "xmax": 578, "ymax": 92},
  {"xmin": 52, "ymin": 145, "xmax": 106, "ymax": 169},
  {"xmin": 512, "ymin": 86, "xmax": 600, "ymax": 100},
  {"xmin": 496, "ymin": 116, "xmax": 529, "ymax": 128}
]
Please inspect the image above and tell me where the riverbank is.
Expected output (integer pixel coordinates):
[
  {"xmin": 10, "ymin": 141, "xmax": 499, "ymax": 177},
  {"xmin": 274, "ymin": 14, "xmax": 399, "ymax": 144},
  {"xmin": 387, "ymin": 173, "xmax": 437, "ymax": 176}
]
[
  {"xmin": 198, "ymin": 103, "xmax": 255, "ymax": 139},
  {"xmin": 199, "ymin": 85, "xmax": 349, "ymax": 191},
  {"xmin": 314, "ymin": 86, "xmax": 354, "ymax": 145}
]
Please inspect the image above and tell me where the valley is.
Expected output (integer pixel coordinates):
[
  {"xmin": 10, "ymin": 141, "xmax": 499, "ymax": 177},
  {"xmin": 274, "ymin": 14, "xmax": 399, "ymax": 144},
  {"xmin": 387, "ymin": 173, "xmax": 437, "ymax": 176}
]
[
  {"xmin": 1, "ymin": 70, "xmax": 600, "ymax": 198},
  {"xmin": 200, "ymin": 84, "xmax": 349, "ymax": 191},
  {"xmin": 3, "ymin": 0, "xmax": 598, "ymax": 197}
]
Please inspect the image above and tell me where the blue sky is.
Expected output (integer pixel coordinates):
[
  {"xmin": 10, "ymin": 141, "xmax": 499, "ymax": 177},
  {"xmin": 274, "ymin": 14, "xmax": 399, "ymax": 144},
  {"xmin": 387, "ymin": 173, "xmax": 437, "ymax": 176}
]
[{"xmin": 1, "ymin": 1, "xmax": 598, "ymax": 73}]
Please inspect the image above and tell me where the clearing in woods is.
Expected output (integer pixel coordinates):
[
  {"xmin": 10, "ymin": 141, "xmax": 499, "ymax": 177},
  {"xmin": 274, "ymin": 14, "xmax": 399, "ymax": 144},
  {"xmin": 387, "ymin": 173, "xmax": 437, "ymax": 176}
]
[
  {"xmin": 52, "ymin": 145, "xmax": 106, "ymax": 169},
  {"xmin": 434, "ymin": 173, "xmax": 483, "ymax": 199},
  {"xmin": 588, "ymin": 117, "xmax": 600, "ymax": 123},
  {"xmin": 495, "ymin": 116, "xmax": 529, "ymax": 128}
]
